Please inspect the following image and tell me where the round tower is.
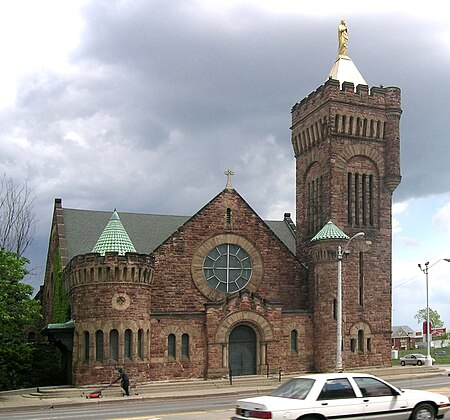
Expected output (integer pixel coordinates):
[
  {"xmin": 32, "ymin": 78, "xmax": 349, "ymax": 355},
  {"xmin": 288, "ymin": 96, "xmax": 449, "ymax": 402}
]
[{"xmin": 63, "ymin": 211, "xmax": 155, "ymax": 385}]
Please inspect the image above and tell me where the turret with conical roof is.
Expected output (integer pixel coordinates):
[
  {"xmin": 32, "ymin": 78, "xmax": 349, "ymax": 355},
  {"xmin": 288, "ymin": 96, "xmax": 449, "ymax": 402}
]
[{"xmin": 92, "ymin": 210, "xmax": 137, "ymax": 255}]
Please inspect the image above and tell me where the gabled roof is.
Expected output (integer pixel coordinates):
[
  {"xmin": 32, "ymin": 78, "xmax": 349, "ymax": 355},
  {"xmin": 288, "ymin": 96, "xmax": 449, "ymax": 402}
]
[
  {"xmin": 392, "ymin": 325, "xmax": 416, "ymax": 338},
  {"xmin": 310, "ymin": 220, "xmax": 349, "ymax": 242},
  {"xmin": 62, "ymin": 207, "xmax": 296, "ymax": 260},
  {"xmin": 91, "ymin": 210, "xmax": 136, "ymax": 255}
]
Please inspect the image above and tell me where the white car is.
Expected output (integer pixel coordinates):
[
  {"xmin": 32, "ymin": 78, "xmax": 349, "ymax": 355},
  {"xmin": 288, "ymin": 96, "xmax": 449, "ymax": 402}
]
[{"xmin": 232, "ymin": 372, "xmax": 450, "ymax": 420}]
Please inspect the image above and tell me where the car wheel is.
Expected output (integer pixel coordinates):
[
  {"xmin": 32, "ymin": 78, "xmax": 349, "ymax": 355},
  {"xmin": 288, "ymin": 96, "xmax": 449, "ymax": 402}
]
[
  {"xmin": 298, "ymin": 417, "xmax": 321, "ymax": 420},
  {"xmin": 411, "ymin": 403, "xmax": 436, "ymax": 420},
  {"xmin": 417, "ymin": 360, "xmax": 423, "ymax": 366},
  {"xmin": 400, "ymin": 361, "xmax": 405, "ymax": 366}
]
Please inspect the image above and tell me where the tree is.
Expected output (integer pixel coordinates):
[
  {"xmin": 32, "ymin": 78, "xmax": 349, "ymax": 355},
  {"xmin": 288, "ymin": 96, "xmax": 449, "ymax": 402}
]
[
  {"xmin": 0, "ymin": 175, "xmax": 37, "ymax": 257},
  {"xmin": 0, "ymin": 248, "xmax": 41, "ymax": 341},
  {"xmin": 414, "ymin": 307, "xmax": 444, "ymax": 330},
  {"xmin": 0, "ymin": 248, "xmax": 41, "ymax": 390}
]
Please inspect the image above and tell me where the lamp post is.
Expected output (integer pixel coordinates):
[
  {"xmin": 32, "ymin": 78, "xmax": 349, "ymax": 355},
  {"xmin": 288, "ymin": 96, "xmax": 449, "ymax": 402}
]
[
  {"xmin": 336, "ymin": 231, "xmax": 365, "ymax": 372},
  {"xmin": 418, "ymin": 258, "xmax": 450, "ymax": 366}
]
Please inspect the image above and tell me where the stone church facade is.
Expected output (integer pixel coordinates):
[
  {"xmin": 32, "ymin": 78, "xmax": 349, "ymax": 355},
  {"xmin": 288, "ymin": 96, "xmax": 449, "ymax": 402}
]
[{"xmin": 39, "ymin": 28, "xmax": 401, "ymax": 386}]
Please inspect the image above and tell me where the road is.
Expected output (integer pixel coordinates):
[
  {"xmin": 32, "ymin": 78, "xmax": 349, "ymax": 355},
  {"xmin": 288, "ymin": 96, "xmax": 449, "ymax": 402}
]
[{"xmin": 2, "ymin": 376, "xmax": 450, "ymax": 420}]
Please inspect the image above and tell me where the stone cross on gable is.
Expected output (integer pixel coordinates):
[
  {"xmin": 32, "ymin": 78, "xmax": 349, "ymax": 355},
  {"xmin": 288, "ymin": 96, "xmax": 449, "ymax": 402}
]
[{"xmin": 225, "ymin": 169, "xmax": 234, "ymax": 190}]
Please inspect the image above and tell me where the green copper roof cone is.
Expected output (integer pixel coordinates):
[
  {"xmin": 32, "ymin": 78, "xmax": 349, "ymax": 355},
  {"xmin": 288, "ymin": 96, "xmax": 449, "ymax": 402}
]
[
  {"xmin": 92, "ymin": 210, "xmax": 137, "ymax": 255},
  {"xmin": 310, "ymin": 220, "xmax": 349, "ymax": 242}
]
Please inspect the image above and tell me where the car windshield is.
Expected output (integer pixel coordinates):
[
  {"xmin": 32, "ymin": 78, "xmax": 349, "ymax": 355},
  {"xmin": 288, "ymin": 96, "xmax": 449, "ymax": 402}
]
[{"xmin": 271, "ymin": 378, "xmax": 315, "ymax": 399}]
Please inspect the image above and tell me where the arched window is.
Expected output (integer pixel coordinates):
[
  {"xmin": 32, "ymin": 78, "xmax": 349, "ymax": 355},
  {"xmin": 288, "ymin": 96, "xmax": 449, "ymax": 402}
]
[
  {"xmin": 84, "ymin": 331, "xmax": 90, "ymax": 362},
  {"xmin": 290, "ymin": 330, "xmax": 298, "ymax": 353},
  {"xmin": 95, "ymin": 330, "xmax": 104, "ymax": 362},
  {"xmin": 109, "ymin": 329, "xmax": 119, "ymax": 361},
  {"xmin": 168, "ymin": 334, "xmax": 176, "ymax": 359},
  {"xmin": 182, "ymin": 333, "xmax": 190, "ymax": 359},
  {"xmin": 137, "ymin": 329, "xmax": 144, "ymax": 359},
  {"xmin": 124, "ymin": 329, "xmax": 132, "ymax": 360}
]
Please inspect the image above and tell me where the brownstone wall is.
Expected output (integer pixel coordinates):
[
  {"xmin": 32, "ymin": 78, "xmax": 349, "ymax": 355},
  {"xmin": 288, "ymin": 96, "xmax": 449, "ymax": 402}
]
[{"xmin": 292, "ymin": 79, "xmax": 401, "ymax": 371}]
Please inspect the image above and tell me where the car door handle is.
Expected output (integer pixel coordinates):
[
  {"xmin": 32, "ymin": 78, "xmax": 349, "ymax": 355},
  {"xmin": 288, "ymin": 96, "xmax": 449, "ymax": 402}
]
[
  {"xmin": 321, "ymin": 403, "xmax": 328, "ymax": 406},
  {"xmin": 363, "ymin": 399, "xmax": 369, "ymax": 402}
]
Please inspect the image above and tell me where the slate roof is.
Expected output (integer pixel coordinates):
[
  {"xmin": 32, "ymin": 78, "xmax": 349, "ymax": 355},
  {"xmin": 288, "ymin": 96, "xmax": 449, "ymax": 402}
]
[{"xmin": 62, "ymin": 208, "xmax": 296, "ymax": 260}]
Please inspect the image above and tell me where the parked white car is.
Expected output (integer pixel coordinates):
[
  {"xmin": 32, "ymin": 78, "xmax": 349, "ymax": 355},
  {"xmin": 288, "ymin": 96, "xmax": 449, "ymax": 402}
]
[{"xmin": 232, "ymin": 372, "xmax": 450, "ymax": 420}]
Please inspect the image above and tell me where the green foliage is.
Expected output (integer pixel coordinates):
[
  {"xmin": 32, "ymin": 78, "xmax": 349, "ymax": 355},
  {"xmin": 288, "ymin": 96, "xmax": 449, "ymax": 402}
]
[
  {"xmin": 0, "ymin": 248, "xmax": 41, "ymax": 342},
  {"xmin": 414, "ymin": 307, "xmax": 444, "ymax": 329},
  {"xmin": 0, "ymin": 248, "xmax": 44, "ymax": 390},
  {"xmin": 30, "ymin": 343, "xmax": 66, "ymax": 387},
  {"xmin": 0, "ymin": 342, "xmax": 33, "ymax": 390},
  {"xmin": 51, "ymin": 250, "xmax": 70, "ymax": 323}
]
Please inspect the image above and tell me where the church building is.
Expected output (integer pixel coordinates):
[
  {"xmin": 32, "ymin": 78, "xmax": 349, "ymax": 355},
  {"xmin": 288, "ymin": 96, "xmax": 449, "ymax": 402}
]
[{"xmin": 39, "ymin": 22, "xmax": 401, "ymax": 386}]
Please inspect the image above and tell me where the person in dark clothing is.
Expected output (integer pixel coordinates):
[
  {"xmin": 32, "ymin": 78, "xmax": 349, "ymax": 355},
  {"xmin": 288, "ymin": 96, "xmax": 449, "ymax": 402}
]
[{"xmin": 115, "ymin": 368, "xmax": 130, "ymax": 396}]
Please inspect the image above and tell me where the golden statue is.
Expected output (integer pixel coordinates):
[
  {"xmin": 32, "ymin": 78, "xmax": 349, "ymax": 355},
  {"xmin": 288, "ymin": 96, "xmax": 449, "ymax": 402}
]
[{"xmin": 338, "ymin": 19, "xmax": 348, "ymax": 56}]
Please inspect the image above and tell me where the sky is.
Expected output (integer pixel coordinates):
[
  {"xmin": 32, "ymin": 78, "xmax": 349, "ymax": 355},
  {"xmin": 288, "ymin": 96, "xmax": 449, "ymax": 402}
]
[{"xmin": 0, "ymin": 0, "xmax": 449, "ymax": 332}]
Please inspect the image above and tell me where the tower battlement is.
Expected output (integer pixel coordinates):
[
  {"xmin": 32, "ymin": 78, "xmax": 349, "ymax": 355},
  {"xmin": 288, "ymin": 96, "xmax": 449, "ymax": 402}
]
[
  {"xmin": 292, "ymin": 79, "xmax": 401, "ymax": 124},
  {"xmin": 291, "ymin": 79, "xmax": 401, "ymax": 159},
  {"xmin": 63, "ymin": 252, "xmax": 154, "ymax": 292}
]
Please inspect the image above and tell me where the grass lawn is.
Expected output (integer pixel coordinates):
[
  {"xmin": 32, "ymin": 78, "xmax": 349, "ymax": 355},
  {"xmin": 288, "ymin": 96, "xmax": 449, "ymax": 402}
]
[{"xmin": 392, "ymin": 347, "xmax": 450, "ymax": 365}]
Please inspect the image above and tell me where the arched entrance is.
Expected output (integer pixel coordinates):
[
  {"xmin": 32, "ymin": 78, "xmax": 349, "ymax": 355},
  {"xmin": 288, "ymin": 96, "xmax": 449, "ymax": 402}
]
[{"xmin": 229, "ymin": 325, "xmax": 256, "ymax": 376}]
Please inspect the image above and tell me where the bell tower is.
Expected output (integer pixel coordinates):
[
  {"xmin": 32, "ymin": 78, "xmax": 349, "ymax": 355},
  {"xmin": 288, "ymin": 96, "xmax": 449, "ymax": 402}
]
[{"xmin": 291, "ymin": 21, "xmax": 401, "ymax": 371}]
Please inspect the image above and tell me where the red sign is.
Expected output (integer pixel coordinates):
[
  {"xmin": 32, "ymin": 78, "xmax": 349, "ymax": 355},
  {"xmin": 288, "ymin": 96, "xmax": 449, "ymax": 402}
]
[
  {"xmin": 432, "ymin": 328, "xmax": 446, "ymax": 336},
  {"xmin": 423, "ymin": 321, "xmax": 432, "ymax": 335}
]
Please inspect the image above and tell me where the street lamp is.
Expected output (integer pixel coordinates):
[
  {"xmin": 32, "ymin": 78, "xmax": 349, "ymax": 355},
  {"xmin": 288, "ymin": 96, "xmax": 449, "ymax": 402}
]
[
  {"xmin": 418, "ymin": 258, "xmax": 450, "ymax": 366},
  {"xmin": 336, "ymin": 231, "xmax": 365, "ymax": 372}
]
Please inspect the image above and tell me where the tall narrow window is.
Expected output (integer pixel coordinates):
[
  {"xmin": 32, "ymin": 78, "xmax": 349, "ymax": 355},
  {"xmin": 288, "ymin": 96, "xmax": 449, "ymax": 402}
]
[
  {"xmin": 84, "ymin": 331, "xmax": 90, "ymax": 362},
  {"xmin": 181, "ymin": 333, "xmax": 190, "ymax": 359},
  {"xmin": 124, "ymin": 329, "xmax": 132, "ymax": 360},
  {"xmin": 347, "ymin": 172, "xmax": 352, "ymax": 224},
  {"xmin": 369, "ymin": 175, "xmax": 374, "ymax": 225},
  {"xmin": 335, "ymin": 114, "xmax": 340, "ymax": 132},
  {"xmin": 354, "ymin": 173, "xmax": 360, "ymax": 225},
  {"xmin": 138, "ymin": 329, "xmax": 143, "ymax": 359},
  {"xmin": 359, "ymin": 252, "xmax": 364, "ymax": 306},
  {"xmin": 367, "ymin": 338, "xmax": 372, "ymax": 352},
  {"xmin": 168, "ymin": 334, "xmax": 176, "ymax": 359},
  {"xmin": 332, "ymin": 298, "xmax": 337, "ymax": 320},
  {"xmin": 341, "ymin": 115, "xmax": 346, "ymax": 133},
  {"xmin": 350, "ymin": 338, "xmax": 356, "ymax": 353},
  {"xmin": 362, "ymin": 174, "xmax": 367, "ymax": 225},
  {"xmin": 348, "ymin": 116, "xmax": 353, "ymax": 135},
  {"xmin": 226, "ymin": 208, "xmax": 232, "ymax": 225},
  {"xmin": 95, "ymin": 330, "xmax": 104, "ymax": 362},
  {"xmin": 358, "ymin": 330, "xmax": 364, "ymax": 353},
  {"xmin": 109, "ymin": 329, "xmax": 119, "ymax": 361},
  {"xmin": 290, "ymin": 330, "xmax": 298, "ymax": 353}
]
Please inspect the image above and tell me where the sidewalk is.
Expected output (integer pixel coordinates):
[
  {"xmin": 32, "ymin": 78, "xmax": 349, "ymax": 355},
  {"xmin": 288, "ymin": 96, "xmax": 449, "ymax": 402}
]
[{"xmin": 0, "ymin": 365, "xmax": 448, "ymax": 412}]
